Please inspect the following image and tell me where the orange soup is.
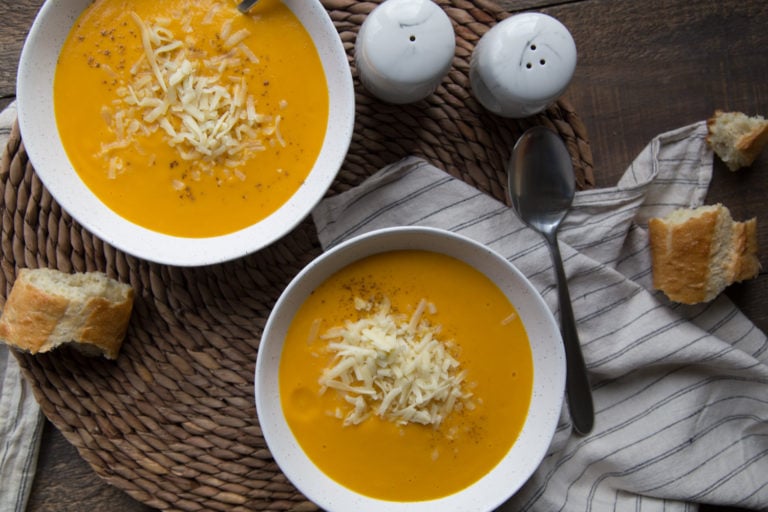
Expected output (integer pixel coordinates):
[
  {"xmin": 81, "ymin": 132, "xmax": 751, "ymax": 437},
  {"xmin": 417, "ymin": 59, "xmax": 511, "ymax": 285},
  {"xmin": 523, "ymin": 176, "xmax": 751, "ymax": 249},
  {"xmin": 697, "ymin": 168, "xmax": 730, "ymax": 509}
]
[
  {"xmin": 279, "ymin": 250, "xmax": 534, "ymax": 501},
  {"xmin": 54, "ymin": 0, "xmax": 328, "ymax": 237}
]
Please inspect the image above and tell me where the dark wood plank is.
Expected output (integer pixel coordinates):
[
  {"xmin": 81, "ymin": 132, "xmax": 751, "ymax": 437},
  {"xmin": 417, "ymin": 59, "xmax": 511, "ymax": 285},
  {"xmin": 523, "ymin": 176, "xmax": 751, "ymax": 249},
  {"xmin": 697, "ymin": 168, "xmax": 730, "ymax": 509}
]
[
  {"xmin": 27, "ymin": 422, "xmax": 155, "ymax": 512},
  {"xmin": 0, "ymin": 0, "xmax": 43, "ymax": 111}
]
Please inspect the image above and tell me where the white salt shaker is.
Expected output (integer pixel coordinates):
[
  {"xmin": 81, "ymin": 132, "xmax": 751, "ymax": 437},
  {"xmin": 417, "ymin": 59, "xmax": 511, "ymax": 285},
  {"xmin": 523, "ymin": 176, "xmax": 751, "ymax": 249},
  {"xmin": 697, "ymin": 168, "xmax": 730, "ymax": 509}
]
[
  {"xmin": 355, "ymin": 0, "xmax": 455, "ymax": 104},
  {"xmin": 470, "ymin": 13, "xmax": 577, "ymax": 118}
]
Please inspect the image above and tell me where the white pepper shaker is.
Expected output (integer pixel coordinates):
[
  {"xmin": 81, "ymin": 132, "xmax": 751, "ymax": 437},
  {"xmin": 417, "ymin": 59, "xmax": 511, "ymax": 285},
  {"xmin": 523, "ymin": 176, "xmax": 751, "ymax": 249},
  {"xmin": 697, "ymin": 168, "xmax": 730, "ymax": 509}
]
[
  {"xmin": 355, "ymin": 0, "xmax": 455, "ymax": 104},
  {"xmin": 470, "ymin": 13, "xmax": 577, "ymax": 118}
]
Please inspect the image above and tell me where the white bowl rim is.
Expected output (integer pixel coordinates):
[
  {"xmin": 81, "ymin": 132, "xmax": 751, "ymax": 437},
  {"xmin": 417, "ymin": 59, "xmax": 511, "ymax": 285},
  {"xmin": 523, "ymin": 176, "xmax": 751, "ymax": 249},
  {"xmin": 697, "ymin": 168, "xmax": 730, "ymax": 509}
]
[
  {"xmin": 255, "ymin": 225, "xmax": 565, "ymax": 512},
  {"xmin": 16, "ymin": 0, "xmax": 354, "ymax": 267}
]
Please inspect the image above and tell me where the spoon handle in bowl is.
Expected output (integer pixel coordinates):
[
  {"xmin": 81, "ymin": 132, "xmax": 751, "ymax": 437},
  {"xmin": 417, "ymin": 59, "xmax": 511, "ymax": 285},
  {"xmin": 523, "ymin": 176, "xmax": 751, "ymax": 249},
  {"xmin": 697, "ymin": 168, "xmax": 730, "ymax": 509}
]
[
  {"xmin": 547, "ymin": 233, "xmax": 594, "ymax": 436},
  {"xmin": 237, "ymin": 0, "xmax": 259, "ymax": 13}
]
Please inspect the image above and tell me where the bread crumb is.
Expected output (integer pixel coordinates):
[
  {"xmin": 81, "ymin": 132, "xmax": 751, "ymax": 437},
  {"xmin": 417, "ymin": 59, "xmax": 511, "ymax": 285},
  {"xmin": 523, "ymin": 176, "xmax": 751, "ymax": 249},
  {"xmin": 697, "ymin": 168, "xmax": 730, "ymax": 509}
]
[
  {"xmin": 706, "ymin": 110, "xmax": 768, "ymax": 171},
  {"xmin": 648, "ymin": 204, "xmax": 760, "ymax": 304},
  {"xmin": 0, "ymin": 268, "xmax": 134, "ymax": 359}
]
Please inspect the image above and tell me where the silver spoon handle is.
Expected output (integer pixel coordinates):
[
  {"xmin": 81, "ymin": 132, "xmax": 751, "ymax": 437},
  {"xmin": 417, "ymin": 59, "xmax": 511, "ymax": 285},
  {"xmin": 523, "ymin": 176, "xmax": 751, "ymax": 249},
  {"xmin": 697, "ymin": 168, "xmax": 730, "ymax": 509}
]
[
  {"xmin": 547, "ymin": 233, "xmax": 594, "ymax": 435},
  {"xmin": 237, "ymin": 0, "xmax": 259, "ymax": 13}
]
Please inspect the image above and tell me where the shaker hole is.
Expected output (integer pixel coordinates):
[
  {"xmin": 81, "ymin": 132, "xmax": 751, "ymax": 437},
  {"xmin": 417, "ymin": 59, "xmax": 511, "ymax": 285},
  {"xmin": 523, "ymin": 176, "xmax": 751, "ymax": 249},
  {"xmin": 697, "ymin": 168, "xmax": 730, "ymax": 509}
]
[
  {"xmin": 540, "ymin": 59, "xmax": 546, "ymax": 65},
  {"xmin": 409, "ymin": 34, "xmax": 416, "ymax": 42},
  {"xmin": 530, "ymin": 44, "xmax": 537, "ymax": 50},
  {"xmin": 526, "ymin": 62, "xmax": 532, "ymax": 69}
]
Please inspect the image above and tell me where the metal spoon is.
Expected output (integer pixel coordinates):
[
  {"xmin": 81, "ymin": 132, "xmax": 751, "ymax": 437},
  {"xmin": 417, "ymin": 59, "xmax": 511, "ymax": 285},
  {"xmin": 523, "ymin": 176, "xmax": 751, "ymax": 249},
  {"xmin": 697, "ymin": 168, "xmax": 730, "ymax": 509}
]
[
  {"xmin": 237, "ymin": 0, "xmax": 259, "ymax": 13},
  {"xmin": 507, "ymin": 126, "xmax": 594, "ymax": 435}
]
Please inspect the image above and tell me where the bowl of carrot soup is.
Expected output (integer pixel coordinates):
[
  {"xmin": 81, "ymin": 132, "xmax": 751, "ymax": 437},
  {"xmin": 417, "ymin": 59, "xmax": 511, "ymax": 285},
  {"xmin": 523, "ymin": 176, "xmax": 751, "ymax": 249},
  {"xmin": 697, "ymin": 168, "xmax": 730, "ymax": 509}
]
[
  {"xmin": 17, "ymin": 0, "xmax": 353, "ymax": 266},
  {"xmin": 255, "ymin": 226, "xmax": 565, "ymax": 511}
]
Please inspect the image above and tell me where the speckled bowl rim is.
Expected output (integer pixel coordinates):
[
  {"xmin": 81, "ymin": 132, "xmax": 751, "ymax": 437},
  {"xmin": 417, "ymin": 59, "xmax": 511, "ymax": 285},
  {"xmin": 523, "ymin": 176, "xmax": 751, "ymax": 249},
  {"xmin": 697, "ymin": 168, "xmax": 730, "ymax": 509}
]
[
  {"xmin": 16, "ymin": 0, "xmax": 354, "ymax": 266},
  {"xmin": 255, "ymin": 226, "xmax": 566, "ymax": 512}
]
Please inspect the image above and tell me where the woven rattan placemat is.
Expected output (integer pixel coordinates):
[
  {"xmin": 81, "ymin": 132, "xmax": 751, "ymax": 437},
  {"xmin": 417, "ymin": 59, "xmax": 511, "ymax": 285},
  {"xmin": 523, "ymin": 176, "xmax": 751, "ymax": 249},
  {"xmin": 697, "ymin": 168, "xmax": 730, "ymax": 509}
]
[{"xmin": 1, "ymin": 1, "xmax": 594, "ymax": 510}]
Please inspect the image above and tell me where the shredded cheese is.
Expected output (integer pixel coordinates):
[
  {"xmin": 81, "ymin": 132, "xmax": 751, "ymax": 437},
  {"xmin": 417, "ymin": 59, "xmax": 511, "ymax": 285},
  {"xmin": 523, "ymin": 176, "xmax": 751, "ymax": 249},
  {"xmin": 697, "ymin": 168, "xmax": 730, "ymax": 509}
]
[
  {"xmin": 97, "ymin": 11, "xmax": 286, "ymax": 184},
  {"xmin": 318, "ymin": 297, "xmax": 473, "ymax": 427},
  {"xmin": 501, "ymin": 311, "xmax": 517, "ymax": 325}
]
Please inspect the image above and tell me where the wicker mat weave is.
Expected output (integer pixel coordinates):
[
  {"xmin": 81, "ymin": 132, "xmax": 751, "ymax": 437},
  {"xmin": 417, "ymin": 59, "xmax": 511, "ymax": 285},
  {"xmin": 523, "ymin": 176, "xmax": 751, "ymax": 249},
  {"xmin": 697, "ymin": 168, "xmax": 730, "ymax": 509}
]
[{"xmin": 2, "ymin": 1, "xmax": 593, "ymax": 510}]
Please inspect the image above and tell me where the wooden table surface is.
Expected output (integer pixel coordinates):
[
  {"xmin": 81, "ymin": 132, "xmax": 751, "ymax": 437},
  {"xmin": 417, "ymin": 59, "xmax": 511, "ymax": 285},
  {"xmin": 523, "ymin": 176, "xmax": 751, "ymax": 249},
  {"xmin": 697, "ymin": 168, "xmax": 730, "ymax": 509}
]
[{"xmin": 1, "ymin": 0, "xmax": 765, "ymax": 511}]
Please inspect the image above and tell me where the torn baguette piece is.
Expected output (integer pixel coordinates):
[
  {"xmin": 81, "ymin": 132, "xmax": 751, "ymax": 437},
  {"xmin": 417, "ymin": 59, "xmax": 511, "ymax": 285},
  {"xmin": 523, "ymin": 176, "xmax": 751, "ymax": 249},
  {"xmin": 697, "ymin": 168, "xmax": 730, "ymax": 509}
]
[
  {"xmin": 649, "ymin": 204, "xmax": 760, "ymax": 304},
  {"xmin": 706, "ymin": 110, "xmax": 768, "ymax": 171},
  {"xmin": 0, "ymin": 268, "xmax": 134, "ymax": 359}
]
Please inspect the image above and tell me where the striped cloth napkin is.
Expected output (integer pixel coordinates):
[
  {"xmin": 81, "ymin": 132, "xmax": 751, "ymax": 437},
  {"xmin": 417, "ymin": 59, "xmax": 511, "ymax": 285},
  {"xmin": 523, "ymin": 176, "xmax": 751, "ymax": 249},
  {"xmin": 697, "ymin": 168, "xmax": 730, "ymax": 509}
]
[
  {"xmin": 312, "ymin": 122, "xmax": 768, "ymax": 511},
  {"xmin": 0, "ymin": 101, "xmax": 45, "ymax": 512}
]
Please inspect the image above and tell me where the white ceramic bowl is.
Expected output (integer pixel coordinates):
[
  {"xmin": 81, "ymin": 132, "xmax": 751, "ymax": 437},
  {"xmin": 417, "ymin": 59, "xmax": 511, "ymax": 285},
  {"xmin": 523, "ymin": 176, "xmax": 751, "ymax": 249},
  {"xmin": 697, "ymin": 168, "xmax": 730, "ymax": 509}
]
[
  {"xmin": 255, "ymin": 226, "xmax": 565, "ymax": 512},
  {"xmin": 16, "ymin": 0, "xmax": 354, "ymax": 266}
]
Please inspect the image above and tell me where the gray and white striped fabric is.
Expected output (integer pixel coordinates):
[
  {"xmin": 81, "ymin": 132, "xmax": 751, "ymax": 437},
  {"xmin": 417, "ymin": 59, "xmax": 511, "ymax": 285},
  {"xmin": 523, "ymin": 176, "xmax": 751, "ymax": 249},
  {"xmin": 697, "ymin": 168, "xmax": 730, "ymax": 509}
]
[{"xmin": 312, "ymin": 121, "xmax": 768, "ymax": 511}]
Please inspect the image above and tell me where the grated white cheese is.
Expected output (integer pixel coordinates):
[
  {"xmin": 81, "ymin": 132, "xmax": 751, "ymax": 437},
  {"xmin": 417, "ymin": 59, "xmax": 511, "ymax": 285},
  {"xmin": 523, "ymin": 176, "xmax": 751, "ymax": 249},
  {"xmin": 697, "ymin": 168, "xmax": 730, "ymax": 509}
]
[
  {"xmin": 501, "ymin": 312, "xmax": 517, "ymax": 325},
  {"xmin": 318, "ymin": 297, "xmax": 473, "ymax": 427},
  {"xmin": 97, "ymin": 11, "xmax": 286, "ymax": 185}
]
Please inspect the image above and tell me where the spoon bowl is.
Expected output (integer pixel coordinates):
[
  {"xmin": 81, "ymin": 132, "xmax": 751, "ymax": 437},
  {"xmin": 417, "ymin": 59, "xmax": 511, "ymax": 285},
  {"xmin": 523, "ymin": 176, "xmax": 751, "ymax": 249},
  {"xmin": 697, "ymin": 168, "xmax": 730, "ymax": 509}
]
[
  {"xmin": 507, "ymin": 126, "xmax": 594, "ymax": 435},
  {"xmin": 508, "ymin": 128, "xmax": 575, "ymax": 233}
]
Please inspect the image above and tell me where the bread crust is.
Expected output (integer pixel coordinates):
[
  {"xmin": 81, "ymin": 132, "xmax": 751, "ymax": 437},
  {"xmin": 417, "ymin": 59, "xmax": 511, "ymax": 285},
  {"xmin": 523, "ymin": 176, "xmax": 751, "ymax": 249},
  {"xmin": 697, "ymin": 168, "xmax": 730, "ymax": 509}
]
[
  {"xmin": 737, "ymin": 126, "xmax": 768, "ymax": 163},
  {"xmin": 649, "ymin": 210, "xmax": 718, "ymax": 304},
  {"xmin": 649, "ymin": 205, "xmax": 760, "ymax": 304},
  {"xmin": 0, "ymin": 276, "xmax": 70, "ymax": 352},
  {"xmin": 706, "ymin": 110, "xmax": 768, "ymax": 170},
  {"xmin": 0, "ymin": 268, "xmax": 134, "ymax": 359},
  {"xmin": 733, "ymin": 218, "xmax": 761, "ymax": 282}
]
